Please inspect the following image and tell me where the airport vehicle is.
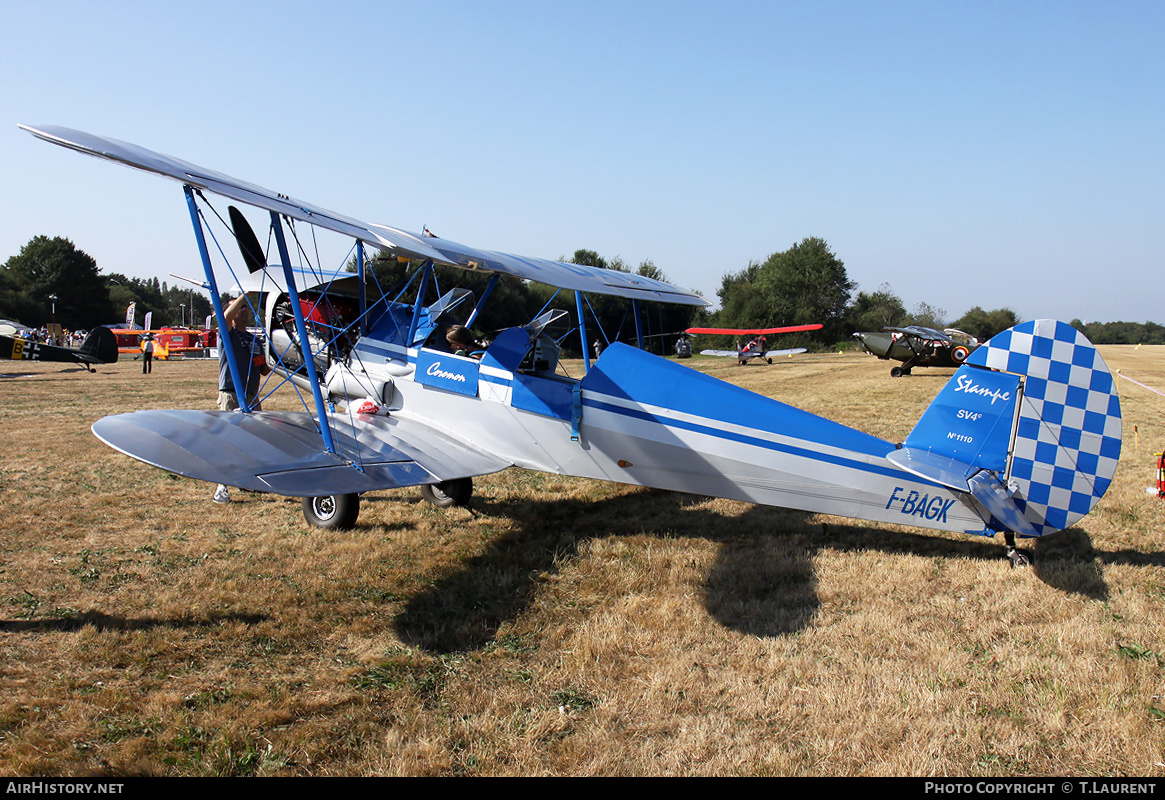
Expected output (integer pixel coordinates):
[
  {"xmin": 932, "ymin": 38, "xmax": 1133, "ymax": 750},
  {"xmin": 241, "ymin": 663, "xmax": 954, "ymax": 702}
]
[
  {"xmin": 112, "ymin": 327, "xmax": 218, "ymax": 358},
  {"xmin": 23, "ymin": 125, "xmax": 1122, "ymax": 565}
]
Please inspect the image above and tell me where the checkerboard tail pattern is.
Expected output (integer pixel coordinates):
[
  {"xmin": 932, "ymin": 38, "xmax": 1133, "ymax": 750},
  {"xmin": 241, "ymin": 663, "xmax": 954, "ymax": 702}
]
[{"xmin": 966, "ymin": 320, "xmax": 1122, "ymax": 536}]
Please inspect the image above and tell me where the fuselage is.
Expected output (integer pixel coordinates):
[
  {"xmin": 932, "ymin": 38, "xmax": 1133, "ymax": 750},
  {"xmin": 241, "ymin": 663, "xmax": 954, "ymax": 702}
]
[{"xmin": 321, "ymin": 314, "xmax": 987, "ymax": 537}]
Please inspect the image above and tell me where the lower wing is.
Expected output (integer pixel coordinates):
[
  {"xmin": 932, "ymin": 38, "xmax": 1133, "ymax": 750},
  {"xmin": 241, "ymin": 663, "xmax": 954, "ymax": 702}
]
[{"xmin": 92, "ymin": 409, "xmax": 511, "ymax": 496}]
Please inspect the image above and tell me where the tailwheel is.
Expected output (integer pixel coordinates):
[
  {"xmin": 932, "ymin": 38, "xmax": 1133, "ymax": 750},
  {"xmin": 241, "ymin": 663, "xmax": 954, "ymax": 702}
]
[
  {"xmin": 420, "ymin": 477, "xmax": 473, "ymax": 508},
  {"xmin": 1004, "ymin": 532, "xmax": 1033, "ymax": 569},
  {"xmin": 302, "ymin": 493, "xmax": 360, "ymax": 529}
]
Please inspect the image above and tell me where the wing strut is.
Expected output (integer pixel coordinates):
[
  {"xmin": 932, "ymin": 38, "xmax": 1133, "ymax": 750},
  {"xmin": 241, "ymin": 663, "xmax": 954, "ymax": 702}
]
[
  {"xmin": 357, "ymin": 243, "xmax": 367, "ymax": 336},
  {"xmin": 270, "ymin": 211, "xmax": 338, "ymax": 456},
  {"xmin": 185, "ymin": 186, "xmax": 251, "ymax": 414},
  {"xmin": 465, "ymin": 273, "xmax": 500, "ymax": 330},
  {"xmin": 407, "ymin": 262, "xmax": 433, "ymax": 345},
  {"xmin": 632, "ymin": 299, "xmax": 645, "ymax": 350},
  {"xmin": 575, "ymin": 290, "xmax": 591, "ymax": 374}
]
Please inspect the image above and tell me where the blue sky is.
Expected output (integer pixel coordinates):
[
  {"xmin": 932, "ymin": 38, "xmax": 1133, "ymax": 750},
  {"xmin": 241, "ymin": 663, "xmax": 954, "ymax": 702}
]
[{"xmin": 2, "ymin": 1, "xmax": 1161, "ymax": 324}]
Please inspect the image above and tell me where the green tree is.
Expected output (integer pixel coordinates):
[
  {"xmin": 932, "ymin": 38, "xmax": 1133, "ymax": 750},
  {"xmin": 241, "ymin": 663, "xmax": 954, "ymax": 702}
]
[
  {"xmin": 754, "ymin": 237, "xmax": 855, "ymax": 343},
  {"xmin": 106, "ymin": 273, "xmax": 170, "ymax": 327},
  {"xmin": 0, "ymin": 236, "xmax": 113, "ymax": 329},
  {"xmin": 0, "ymin": 266, "xmax": 37, "ymax": 324},
  {"xmin": 949, "ymin": 306, "xmax": 1020, "ymax": 341},
  {"xmin": 713, "ymin": 261, "xmax": 768, "ymax": 331},
  {"xmin": 568, "ymin": 249, "xmax": 607, "ymax": 270},
  {"xmin": 164, "ymin": 284, "xmax": 212, "ymax": 327},
  {"xmin": 560, "ymin": 250, "xmax": 704, "ymax": 355},
  {"xmin": 848, "ymin": 283, "xmax": 907, "ymax": 332},
  {"xmin": 636, "ymin": 258, "xmax": 664, "ymax": 282},
  {"xmin": 1070, "ymin": 319, "xmax": 1165, "ymax": 345},
  {"xmin": 908, "ymin": 302, "xmax": 947, "ymax": 330}
]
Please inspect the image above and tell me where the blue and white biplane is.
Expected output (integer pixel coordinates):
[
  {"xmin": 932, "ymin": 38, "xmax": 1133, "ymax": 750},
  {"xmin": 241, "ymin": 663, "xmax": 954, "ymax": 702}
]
[{"xmin": 23, "ymin": 125, "xmax": 1122, "ymax": 567}]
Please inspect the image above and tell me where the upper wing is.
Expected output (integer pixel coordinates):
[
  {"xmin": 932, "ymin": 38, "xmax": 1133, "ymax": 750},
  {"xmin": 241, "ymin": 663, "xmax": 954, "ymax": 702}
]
[
  {"xmin": 885, "ymin": 326, "xmax": 952, "ymax": 342},
  {"xmin": 686, "ymin": 324, "xmax": 823, "ymax": 335},
  {"xmin": 21, "ymin": 124, "xmax": 708, "ymax": 307},
  {"xmin": 91, "ymin": 409, "xmax": 511, "ymax": 496},
  {"xmin": 20, "ymin": 124, "xmax": 450, "ymax": 264}
]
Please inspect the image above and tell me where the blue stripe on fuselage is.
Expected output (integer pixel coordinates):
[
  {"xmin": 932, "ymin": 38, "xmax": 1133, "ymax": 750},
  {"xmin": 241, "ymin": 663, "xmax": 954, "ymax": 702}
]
[
  {"xmin": 579, "ymin": 343, "xmax": 926, "ymax": 483},
  {"xmin": 581, "ymin": 397, "xmax": 914, "ymax": 482}
]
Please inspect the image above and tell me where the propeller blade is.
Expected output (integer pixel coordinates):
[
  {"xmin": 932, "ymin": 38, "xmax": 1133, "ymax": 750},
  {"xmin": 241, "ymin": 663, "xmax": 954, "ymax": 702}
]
[{"xmin": 229, "ymin": 205, "xmax": 266, "ymax": 274}]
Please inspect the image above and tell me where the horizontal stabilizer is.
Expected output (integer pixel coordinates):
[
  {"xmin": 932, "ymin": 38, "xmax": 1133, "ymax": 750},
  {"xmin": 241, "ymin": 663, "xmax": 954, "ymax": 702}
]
[
  {"xmin": 886, "ymin": 447, "xmax": 976, "ymax": 492},
  {"xmin": 92, "ymin": 409, "xmax": 511, "ymax": 495}
]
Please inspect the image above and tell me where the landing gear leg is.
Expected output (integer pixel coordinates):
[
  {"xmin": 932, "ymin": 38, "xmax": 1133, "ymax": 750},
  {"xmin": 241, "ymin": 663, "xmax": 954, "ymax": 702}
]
[{"xmin": 1004, "ymin": 532, "xmax": 1032, "ymax": 569}]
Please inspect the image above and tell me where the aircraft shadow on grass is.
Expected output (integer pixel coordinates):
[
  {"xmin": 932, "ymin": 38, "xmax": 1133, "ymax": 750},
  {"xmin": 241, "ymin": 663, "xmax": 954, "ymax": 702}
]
[
  {"xmin": 394, "ymin": 488, "xmax": 1165, "ymax": 654},
  {"xmin": 0, "ymin": 610, "xmax": 268, "ymax": 633}
]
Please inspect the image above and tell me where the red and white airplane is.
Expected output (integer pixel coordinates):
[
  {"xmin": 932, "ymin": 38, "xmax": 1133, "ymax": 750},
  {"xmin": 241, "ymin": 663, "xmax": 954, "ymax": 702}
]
[{"xmin": 686, "ymin": 324, "xmax": 823, "ymax": 364}]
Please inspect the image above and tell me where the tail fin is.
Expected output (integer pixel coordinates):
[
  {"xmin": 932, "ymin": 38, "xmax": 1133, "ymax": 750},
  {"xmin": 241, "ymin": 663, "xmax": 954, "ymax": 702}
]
[
  {"xmin": 78, "ymin": 326, "xmax": 118, "ymax": 365},
  {"xmin": 889, "ymin": 320, "xmax": 1121, "ymax": 537}
]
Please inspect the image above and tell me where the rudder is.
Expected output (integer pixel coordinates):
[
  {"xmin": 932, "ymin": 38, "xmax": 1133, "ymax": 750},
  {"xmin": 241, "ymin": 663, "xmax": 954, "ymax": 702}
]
[
  {"xmin": 890, "ymin": 320, "xmax": 1121, "ymax": 537},
  {"xmin": 79, "ymin": 326, "xmax": 118, "ymax": 364}
]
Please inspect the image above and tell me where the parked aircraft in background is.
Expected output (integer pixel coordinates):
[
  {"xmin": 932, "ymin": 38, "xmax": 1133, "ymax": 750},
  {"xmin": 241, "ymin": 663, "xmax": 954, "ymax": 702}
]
[
  {"xmin": 686, "ymin": 325, "xmax": 822, "ymax": 364},
  {"xmin": 853, "ymin": 326, "xmax": 979, "ymax": 377},
  {"xmin": 0, "ymin": 326, "xmax": 118, "ymax": 371}
]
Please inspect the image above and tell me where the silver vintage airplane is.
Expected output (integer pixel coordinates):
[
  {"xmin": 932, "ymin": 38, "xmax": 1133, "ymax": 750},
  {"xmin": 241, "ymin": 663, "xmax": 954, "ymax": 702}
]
[{"xmin": 23, "ymin": 125, "xmax": 1122, "ymax": 568}]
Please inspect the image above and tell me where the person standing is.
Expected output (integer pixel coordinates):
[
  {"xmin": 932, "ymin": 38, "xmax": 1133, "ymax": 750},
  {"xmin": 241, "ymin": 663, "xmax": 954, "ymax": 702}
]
[
  {"xmin": 213, "ymin": 294, "xmax": 271, "ymax": 503},
  {"xmin": 140, "ymin": 333, "xmax": 154, "ymax": 374}
]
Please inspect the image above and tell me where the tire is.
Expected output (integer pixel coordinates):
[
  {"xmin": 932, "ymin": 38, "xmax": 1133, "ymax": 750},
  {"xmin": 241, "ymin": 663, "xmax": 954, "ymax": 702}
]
[
  {"xmin": 420, "ymin": 477, "xmax": 473, "ymax": 508},
  {"xmin": 1008, "ymin": 548, "xmax": 1033, "ymax": 569},
  {"xmin": 302, "ymin": 493, "xmax": 360, "ymax": 529},
  {"xmin": 890, "ymin": 366, "xmax": 904, "ymax": 377}
]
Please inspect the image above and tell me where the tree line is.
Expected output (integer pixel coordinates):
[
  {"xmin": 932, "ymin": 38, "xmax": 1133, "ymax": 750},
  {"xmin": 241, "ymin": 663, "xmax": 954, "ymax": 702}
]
[
  {"xmin": 2, "ymin": 234, "xmax": 1159, "ymax": 349},
  {"xmin": 0, "ymin": 236, "xmax": 211, "ymax": 331},
  {"xmin": 712, "ymin": 236, "xmax": 1026, "ymax": 347}
]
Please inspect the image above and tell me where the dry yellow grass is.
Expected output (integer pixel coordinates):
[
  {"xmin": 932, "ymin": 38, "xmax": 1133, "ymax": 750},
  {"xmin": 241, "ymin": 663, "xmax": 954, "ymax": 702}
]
[{"xmin": 1, "ymin": 346, "xmax": 1163, "ymax": 776}]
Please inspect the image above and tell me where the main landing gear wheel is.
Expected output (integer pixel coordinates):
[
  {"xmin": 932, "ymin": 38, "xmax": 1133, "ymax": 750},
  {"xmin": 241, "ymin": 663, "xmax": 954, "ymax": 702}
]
[
  {"xmin": 766, "ymin": 357, "xmax": 773, "ymax": 364},
  {"xmin": 890, "ymin": 366, "xmax": 912, "ymax": 377},
  {"xmin": 420, "ymin": 477, "xmax": 473, "ymax": 508},
  {"xmin": 302, "ymin": 493, "xmax": 360, "ymax": 530}
]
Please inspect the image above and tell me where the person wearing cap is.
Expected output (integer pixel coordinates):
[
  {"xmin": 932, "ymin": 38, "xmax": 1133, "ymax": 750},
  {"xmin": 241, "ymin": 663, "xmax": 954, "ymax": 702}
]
[
  {"xmin": 212, "ymin": 294, "xmax": 271, "ymax": 503},
  {"xmin": 140, "ymin": 332, "xmax": 154, "ymax": 374}
]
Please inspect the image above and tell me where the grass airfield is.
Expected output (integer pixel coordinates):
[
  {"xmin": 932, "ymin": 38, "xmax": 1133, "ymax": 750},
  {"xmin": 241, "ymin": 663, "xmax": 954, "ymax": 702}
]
[{"xmin": 1, "ymin": 346, "xmax": 1164, "ymax": 776}]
